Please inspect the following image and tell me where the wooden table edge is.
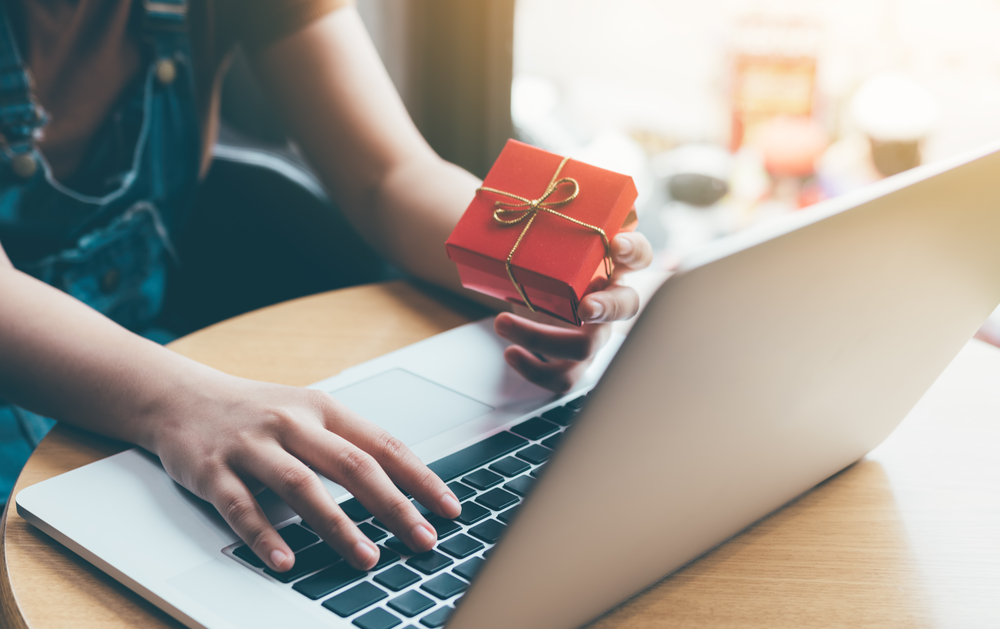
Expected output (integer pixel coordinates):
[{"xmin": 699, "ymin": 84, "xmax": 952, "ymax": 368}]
[{"xmin": 2, "ymin": 499, "xmax": 28, "ymax": 629}]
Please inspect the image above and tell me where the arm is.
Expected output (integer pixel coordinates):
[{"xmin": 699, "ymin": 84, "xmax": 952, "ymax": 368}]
[
  {"xmin": 0, "ymin": 238, "xmax": 459, "ymax": 571},
  {"xmin": 250, "ymin": 7, "xmax": 473, "ymax": 293},
  {"xmin": 252, "ymin": 8, "xmax": 653, "ymax": 391}
]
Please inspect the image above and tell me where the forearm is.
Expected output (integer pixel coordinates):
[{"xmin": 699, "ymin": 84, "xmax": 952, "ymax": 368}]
[
  {"xmin": 0, "ymin": 265, "xmax": 221, "ymax": 450},
  {"xmin": 252, "ymin": 8, "xmax": 495, "ymax": 302},
  {"xmin": 363, "ymin": 153, "xmax": 479, "ymax": 291},
  {"xmin": 0, "ymin": 252, "xmax": 461, "ymax": 572}
]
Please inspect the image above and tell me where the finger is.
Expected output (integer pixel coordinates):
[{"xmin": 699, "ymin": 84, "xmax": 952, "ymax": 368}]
[
  {"xmin": 579, "ymin": 285, "xmax": 640, "ymax": 324},
  {"xmin": 208, "ymin": 472, "xmax": 294, "ymax": 572},
  {"xmin": 242, "ymin": 445, "xmax": 380, "ymax": 570},
  {"xmin": 611, "ymin": 232, "xmax": 654, "ymax": 274},
  {"xmin": 316, "ymin": 398, "xmax": 461, "ymax": 520},
  {"xmin": 286, "ymin": 424, "xmax": 440, "ymax": 555},
  {"xmin": 503, "ymin": 345, "xmax": 589, "ymax": 393},
  {"xmin": 495, "ymin": 312, "xmax": 610, "ymax": 362}
]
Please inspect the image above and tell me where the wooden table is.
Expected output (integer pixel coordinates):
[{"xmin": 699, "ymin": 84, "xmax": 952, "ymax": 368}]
[{"xmin": 3, "ymin": 280, "xmax": 999, "ymax": 628}]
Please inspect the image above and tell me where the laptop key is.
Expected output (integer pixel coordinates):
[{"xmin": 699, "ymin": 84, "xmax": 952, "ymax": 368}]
[
  {"xmin": 411, "ymin": 500, "xmax": 433, "ymax": 517},
  {"xmin": 293, "ymin": 562, "xmax": 366, "ymax": 600},
  {"xmin": 448, "ymin": 481, "xmax": 476, "ymax": 502},
  {"xmin": 529, "ymin": 465, "xmax": 545, "ymax": 478},
  {"xmin": 475, "ymin": 488, "xmax": 518, "ymax": 512},
  {"xmin": 428, "ymin": 431, "xmax": 527, "ymax": 482},
  {"xmin": 566, "ymin": 395, "xmax": 588, "ymax": 410},
  {"xmin": 420, "ymin": 606, "xmax": 453, "ymax": 627},
  {"xmin": 453, "ymin": 556, "xmax": 485, "ymax": 582},
  {"xmin": 374, "ymin": 565, "xmax": 422, "ymax": 591},
  {"xmin": 469, "ymin": 519, "xmax": 506, "ymax": 544},
  {"xmin": 541, "ymin": 405, "xmax": 579, "ymax": 426},
  {"xmin": 359, "ymin": 522, "xmax": 388, "ymax": 543},
  {"xmin": 383, "ymin": 536, "xmax": 412, "ymax": 556},
  {"xmin": 454, "ymin": 501, "xmax": 490, "ymax": 526},
  {"xmin": 353, "ymin": 607, "xmax": 402, "ymax": 629},
  {"xmin": 425, "ymin": 514, "xmax": 461, "ymax": 539},
  {"xmin": 340, "ymin": 498, "xmax": 373, "ymax": 522},
  {"xmin": 541, "ymin": 432, "xmax": 562, "ymax": 451},
  {"xmin": 510, "ymin": 417, "xmax": 560, "ymax": 441},
  {"xmin": 265, "ymin": 541, "xmax": 340, "ymax": 583},
  {"xmin": 462, "ymin": 469, "xmax": 504, "ymax": 490},
  {"xmin": 231, "ymin": 544, "xmax": 265, "ymax": 568},
  {"xmin": 488, "ymin": 456, "xmax": 530, "ymax": 478},
  {"xmin": 323, "ymin": 582, "xmax": 388, "ymax": 617},
  {"xmin": 373, "ymin": 547, "xmax": 401, "ymax": 571},
  {"xmin": 438, "ymin": 533, "xmax": 484, "ymax": 559},
  {"xmin": 278, "ymin": 523, "xmax": 319, "ymax": 553},
  {"xmin": 421, "ymin": 573, "xmax": 468, "ymax": 600},
  {"xmin": 388, "ymin": 590, "xmax": 435, "ymax": 617},
  {"xmin": 516, "ymin": 444, "xmax": 552, "ymax": 465},
  {"xmin": 503, "ymin": 475, "xmax": 534, "ymax": 497},
  {"xmin": 406, "ymin": 550, "xmax": 454, "ymax": 575},
  {"xmin": 497, "ymin": 506, "xmax": 519, "ymax": 525}
]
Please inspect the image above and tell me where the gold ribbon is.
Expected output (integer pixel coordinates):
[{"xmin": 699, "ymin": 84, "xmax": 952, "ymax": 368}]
[{"xmin": 477, "ymin": 156, "xmax": 612, "ymax": 313}]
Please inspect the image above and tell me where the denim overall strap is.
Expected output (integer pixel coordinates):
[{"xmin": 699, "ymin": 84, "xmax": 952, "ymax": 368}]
[
  {"xmin": 141, "ymin": 0, "xmax": 199, "ymax": 237},
  {"xmin": 0, "ymin": 9, "xmax": 48, "ymax": 156},
  {"xmin": 144, "ymin": 0, "xmax": 191, "ymax": 71},
  {"xmin": 0, "ymin": 0, "xmax": 202, "ymax": 508}
]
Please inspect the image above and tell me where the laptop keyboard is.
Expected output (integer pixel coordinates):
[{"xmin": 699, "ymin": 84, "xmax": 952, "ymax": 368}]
[{"xmin": 225, "ymin": 394, "xmax": 588, "ymax": 628}]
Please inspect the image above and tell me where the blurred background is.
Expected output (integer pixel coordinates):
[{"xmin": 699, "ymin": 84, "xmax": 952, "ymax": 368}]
[
  {"xmin": 343, "ymin": 0, "xmax": 1000, "ymax": 256},
  {"xmin": 510, "ymin": 0, "xmax": 1000, "ymax": 258},
  {"xmin": 216, "ymin": 0, "xmax": 1000, "ymax": 339}
]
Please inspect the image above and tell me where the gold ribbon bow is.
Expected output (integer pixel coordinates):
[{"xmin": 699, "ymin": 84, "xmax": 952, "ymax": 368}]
[{"xmin": 477, "ymin": 155, "xmax": 612, "ymax": 313}]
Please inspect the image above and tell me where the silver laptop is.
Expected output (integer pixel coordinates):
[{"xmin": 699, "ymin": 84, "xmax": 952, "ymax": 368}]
[{"xmin": 17, "ymin": 142, "xmax": 1000, "ymax": 629}]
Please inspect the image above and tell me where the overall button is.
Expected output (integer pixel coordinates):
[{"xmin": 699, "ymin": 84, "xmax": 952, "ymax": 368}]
[
  {"xmin": 11, "ymin": 153, "xmax": 37, "ymax": 179},
  {"xmin": 155, "ymin": 58, "xmax": 177, "ymax": 85},
  {"xmin": 101, "ymin": 268, "xmax": 121, "ymax": 294}
]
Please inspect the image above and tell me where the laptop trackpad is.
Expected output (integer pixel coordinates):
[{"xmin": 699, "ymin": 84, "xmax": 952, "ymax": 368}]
[{"xmin": 330, "ymin": 369, "xmax": 494, "ymax": 447}]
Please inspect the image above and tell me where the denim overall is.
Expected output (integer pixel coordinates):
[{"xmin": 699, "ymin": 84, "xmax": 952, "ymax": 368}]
[{"xmin": 0, "ymin": 0, "xmax": 200, "ymax": 507}]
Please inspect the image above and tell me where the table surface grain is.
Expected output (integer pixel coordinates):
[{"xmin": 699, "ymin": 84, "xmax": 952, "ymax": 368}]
[{"xmin": 3, "ymin": 280, "xmax": 999, "ymax": 629}]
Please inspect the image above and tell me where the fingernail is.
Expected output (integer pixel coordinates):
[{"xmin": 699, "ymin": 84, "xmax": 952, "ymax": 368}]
[
  {"xmin": 354, "ymin": 541, "xmax": 376, "ymax": 566},
  {"xmin": 270, "ymin": 549, "xmax": 288, "ymax": 570},
  {"xmin": 411, "ymin": 522, "xmax": 437, "ymax": 549},
  {"xmin": 588, "ymin": 300, "xmax": 604, "ymax": 322},
  {"xmin": 495, "ymin": 316, "xmax": 511, "ymax": 334},
  {"xmin": 440, "ymin": 493, "xmax": 461, "ymax": 517},
  {"xmin": 617, "ymin": 235, "xmax": 633, "ymax": 258}
]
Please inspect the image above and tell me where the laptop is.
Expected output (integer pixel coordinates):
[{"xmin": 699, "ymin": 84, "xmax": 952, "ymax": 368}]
[{"xmin": 16, "ymin": 142, "xmax": 1000, "ymax": 629}]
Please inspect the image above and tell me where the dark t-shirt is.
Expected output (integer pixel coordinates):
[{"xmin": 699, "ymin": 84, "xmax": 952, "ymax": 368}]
[{"xmin": 9, "ymin": 0, "xmax": 352, "ymax": 180}]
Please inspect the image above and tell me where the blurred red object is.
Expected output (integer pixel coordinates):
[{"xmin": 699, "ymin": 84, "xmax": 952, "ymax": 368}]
[
  {"xmin": 797, "ymin": 181, "xmax": 825, "ymax": 209},
  {"xmin": 757, "ymin": 116, "xmax": 829, "ymax": 178}
]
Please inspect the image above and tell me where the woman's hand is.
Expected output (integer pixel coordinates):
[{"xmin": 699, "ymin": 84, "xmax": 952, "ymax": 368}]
[
  {"xmin": 494, "ymin": 230, "xmax": 654, "ymax": 392},
  {"xmin": 148, "ymin": 374, "xmax": 461, "ymax": 573}
]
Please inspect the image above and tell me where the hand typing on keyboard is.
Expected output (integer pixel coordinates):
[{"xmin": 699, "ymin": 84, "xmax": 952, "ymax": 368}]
[
  {"xmin": 149, "ymin": 376, "xmax": 462, "ymax": 574},
  {"xmin": 494, "ymin": 230, "xmax": 653, "ymax": 392},
  {"xmin": 226, "ymin": 402, "xmax": 587, "ymax": 627}
]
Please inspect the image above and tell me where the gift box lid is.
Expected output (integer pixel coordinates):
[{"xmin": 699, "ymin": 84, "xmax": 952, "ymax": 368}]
[{"xmin": 446, "ymin": 140, "xmax": 638, "ymax": 302}]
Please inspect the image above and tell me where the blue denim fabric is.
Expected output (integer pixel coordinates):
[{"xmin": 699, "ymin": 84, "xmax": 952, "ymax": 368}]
[{"xmin": 0, "ymin": 1, "xmax": 200, "ymax": 505}]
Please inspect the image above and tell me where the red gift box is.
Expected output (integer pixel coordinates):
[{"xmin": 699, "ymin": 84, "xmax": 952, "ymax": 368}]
[{"xmin": 445, "ymin": 140, "xmax": 638, "ymax": 325}]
